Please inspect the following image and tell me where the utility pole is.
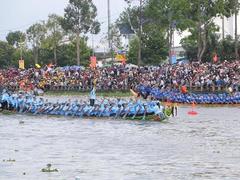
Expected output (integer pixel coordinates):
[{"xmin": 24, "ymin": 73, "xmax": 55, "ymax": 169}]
[
  {"xmin": 107, "ymin": 0, "xmax": 114, "ymax": 62},
  {"xmin": 235, "ymin": 0, "xmax": 239, "ymax": 60},
  {"xmin": 222, "ymin": 16, "xmax": 225, "ymax": 39},
  {"xmin": 92, "ymin": 34, "xmax": 94, "ymax": 56},
  {"xmin": 107, "ymin": 0, "xmax": 111, "ymax": 49},
  {"xmin": 125, "ymin": 0, "xmax": 144, "ymax": 65},
  {"xmin": 137, "ymin": 0, "xmax": 143, "ymax": 66}
]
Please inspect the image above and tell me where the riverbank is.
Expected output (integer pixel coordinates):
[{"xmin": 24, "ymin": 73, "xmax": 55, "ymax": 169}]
[
  {"xmin": 44, "ymin": 91, "xmax": 240, "ymax": 107},
  {"xmin": 45, "ymin": 90, "xmax": 132, "ymax": 98}
]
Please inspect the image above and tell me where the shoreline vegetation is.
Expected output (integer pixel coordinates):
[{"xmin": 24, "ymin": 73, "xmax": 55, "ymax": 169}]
[{"xmin": 45, "ymin": 90, "xmax": 132, "ymax": 97}]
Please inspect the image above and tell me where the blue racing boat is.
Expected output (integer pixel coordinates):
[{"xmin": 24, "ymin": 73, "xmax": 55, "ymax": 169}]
[{"xmin": 0, "ymin": 90, "xmax": 171, "ymax": 121}]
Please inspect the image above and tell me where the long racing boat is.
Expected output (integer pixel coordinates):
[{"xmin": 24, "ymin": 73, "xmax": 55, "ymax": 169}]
[{"xmin": 0, "ymin": 90, "xmax": 173, "ymax": 121}]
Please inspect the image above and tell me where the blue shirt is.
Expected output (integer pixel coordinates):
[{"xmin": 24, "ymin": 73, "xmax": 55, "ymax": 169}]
[{"xmin": 90, "ymin": 87, "xmax": 96, "ymax": 99}]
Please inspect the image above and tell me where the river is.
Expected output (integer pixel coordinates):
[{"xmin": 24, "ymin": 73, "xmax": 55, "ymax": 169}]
[{"xmin": 0, "ymin": 106, "xmax": 240, "ymax": 180}]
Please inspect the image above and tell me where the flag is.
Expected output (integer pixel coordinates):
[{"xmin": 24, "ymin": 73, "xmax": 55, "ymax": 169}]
[
  {"xmin": 19, "ymin": 60, "xmax": 25, "ymax": 69},
  {"xmin": 213, "ymin": 54, "xmax": 218, "ymax": 62},
  {"xmin": 90, "ymin": 56, "xmax": 97, "ymax": 68},
  {"xmin": 35, "ymin": 64, "xmax": 41, "ymax": 68},
  {"xmin": 115, "ymin": 50, "xmax": 127, "ymax": 62}
]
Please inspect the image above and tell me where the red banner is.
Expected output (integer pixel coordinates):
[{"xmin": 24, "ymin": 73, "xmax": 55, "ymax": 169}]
[
  {"xmin": 90, "ymin": 56, "xmax": 97, "ymax": 68},
  {"xmin": 213, "ymin": 54, "xmax": 218, "ymax": 62}
]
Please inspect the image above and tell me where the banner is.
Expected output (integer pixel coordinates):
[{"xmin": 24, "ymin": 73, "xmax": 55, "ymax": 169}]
[
  {"xmin": 19, "ymin": 60, "xmax": 25, "ymax": 69},
  {"xmin": 170, "ymin": 51, "xmax": 177, "ymax": 64},
  {"xmin": 213, "ymin": 54, "xmax": 218, "ymax": 62},
  {"xmin": 90, "ymin": 56, "xmax": 97, "ymax": 68},
  {"xmin": 115, "ymin": 50, "xmax": 127, "ymax": 62},
  {"xmin": 171, "ymin": 55, "xmax": 177, "ymax": 64}
]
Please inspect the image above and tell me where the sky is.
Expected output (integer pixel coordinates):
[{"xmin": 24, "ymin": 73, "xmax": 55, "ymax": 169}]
[{"xmin": 0, "ymin": 0, "xmax": 127, "ymax": 51}]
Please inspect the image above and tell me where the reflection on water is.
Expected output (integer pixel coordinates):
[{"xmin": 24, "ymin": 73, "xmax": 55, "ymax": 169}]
[{"xmin": 0, "ymin": 107, "xmax": 240, "ymax": 180}]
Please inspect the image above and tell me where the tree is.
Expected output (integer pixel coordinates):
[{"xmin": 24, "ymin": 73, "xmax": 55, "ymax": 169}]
[
  {"xmin": 57, "ymin": 38, "xmax": 92, "ymax": 67},
  {"xmin": 118, "ymin": 2, "xmax": 169, "ymax": 65},
  {"xmin": 219, "ymin": 35, "xmax": 236, "ymax": 61},
  {"xmin": 185, "ymin": 0, "xmax": 235, "ymax": 62},
  {"xmin": 181, "ymin": 22, "xmax": 220, "ymax": 62},
  {"xmin": 0, "ymin": 41, "xmax": 15, "ymax": 67},
  {"xmin": 26, "ymin": 22, "xmax": 46, "ymax": 65},
  {"xmin": 62, "ymin": 0, "xmax": 100, "ymax": 65},
  {"xmin": 117, "ymin": 7, "xmax": 142, "ymax": 65},
  {"xmin": 12, "ymin": 48, "xmax": 33, "ymax": 68},
  {"xmin": 6, "ymin": 31, "xmax": 26, "ymax": 47},
  {"xmin": 234, "ymin": 0, "xmax": 240, "ymax": 60},
  {"xmin": 110, "ymin": 25, "xmax": 123, "ymax": 51},
  {"xmin": 219, "ymin": 0, "xmax": 240, "ymax": 60},
  {"xmin": 124, "ymin": 0, "xmax": 147, "ymax": 65},
  {"xmin": 128, "ymin": 36, "xmax": 139, "ymax": 64},
  {"xmin": 127, "ymin": 24, "xmax": 168, "ymax": 65},
  {"xmin": 43, "ymin": 14, "xmax": 65, "ymax": 65},
  {"xmin": 146, "ymin": 0, "xmax": 191, "ymax": 63},
  {"xmin": 181, "ymin": 35, "xmax": 198, "ymax": 61},
  {"xmin": 36, "ymin": 36, "xmax": 91, "ymax": 67},
  {"xmin": 142, "ymin": 24, "xmax": 168, "ymax": 64}
]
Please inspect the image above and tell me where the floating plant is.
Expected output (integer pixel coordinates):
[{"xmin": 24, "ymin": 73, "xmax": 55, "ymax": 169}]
[
  {"xmin": 41, "ymin": 164, "xmax": 58, "ymax": 172},
  {"xmin": 3, "ymin": 159, "xmax": 16, "ymax": 162}
]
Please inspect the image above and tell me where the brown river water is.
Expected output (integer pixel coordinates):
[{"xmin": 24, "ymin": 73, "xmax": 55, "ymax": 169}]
[{"xmin": 0, "ymin": 106, "xmax": 240, "ymax": 180}]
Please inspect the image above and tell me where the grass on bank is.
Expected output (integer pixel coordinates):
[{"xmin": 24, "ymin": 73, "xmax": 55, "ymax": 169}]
[{"xmin": 45, "ymin": 90, "xmax": 132, "ymax": 97}]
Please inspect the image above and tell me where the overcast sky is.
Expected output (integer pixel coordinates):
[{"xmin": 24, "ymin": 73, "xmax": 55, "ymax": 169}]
[{"xmin": 0, "ymin": 0, "xmax": 127, "ymax": 51}]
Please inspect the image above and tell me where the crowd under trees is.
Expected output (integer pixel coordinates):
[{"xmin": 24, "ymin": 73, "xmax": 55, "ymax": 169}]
[{"xmin": 0, "ymin": 0, "xmax": 239, "ymax": 68}]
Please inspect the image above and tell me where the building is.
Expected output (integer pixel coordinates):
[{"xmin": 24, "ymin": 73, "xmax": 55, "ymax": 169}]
[{"xmin": 174, "ymin": 15, "xmax": 240, "ymax": 47}]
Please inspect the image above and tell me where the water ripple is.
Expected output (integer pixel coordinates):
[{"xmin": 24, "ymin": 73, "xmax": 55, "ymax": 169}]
[{"xmin": 0, "ymin": 107, "xmax": 240, "ymax": 179}]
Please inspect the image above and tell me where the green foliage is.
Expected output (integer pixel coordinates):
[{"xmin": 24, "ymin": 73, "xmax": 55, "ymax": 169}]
[
  {"xmin": 26, "ymin": 22, "xmax": 46, "ymax": 64},
  {"xmin": 181, "ymin": 33, "xmax": 239, "ymax": 62},
  {"xmin": 12, "ymin": 49, "xmax": 33, "ymax": 68},
  {"xmin": 121, "ymin": 0, "xmax": 237, "ymax": 63},
  {"xmin": 0, "ymin": 41, "xmax": 15, "ymax": 67},
  {"xmin": 6, "ymin": 31, "xmax": 26, "ymax": 47},
  {"xmin": 183, "ymin": 0, "xmax": 236, "ymax": 61},
  {"xmin": 0, "ymin": 0, "xmax": 238, "ymax": 67},
  {"xmin": 181, "ymin": 22, "xmax": 220, "ymax": 62},
  {"xmin": 46, "ymin": 90, "xmax": 132, "ymax": 97},
  {"xmin": 42, "ymin": 14, "xmax": 65, "ymax": 65},
  {"xmin": 37, "ymin": 38, "xmax": 91, "ymax": 67},
  {"xmin": 61, "ymin": 0, "xmax": 100, "ymax": 65},
  {"xmin": 146, "ymin": 0, "xmax": 191, "ymax": 31},
  {"xmin": 127, "ymin": 36, "xmax": 139, "ymax": 64},
  {"xmin": 218, "ymin": 35, "xmax": 237, "ymax": 61},
  {"xmin": 90, "ymin": 21, "xmax": 101, "ymax": 35},
  {"xmin": 0, "ymin": 40, "xmax": 33, "ymax": 68},
  {"xmin": 181, "ymin": 34, "xmax": 198, "ymax": 61},
  {"xmin": 202, "ymin": 32, "xmax": 220, "ymax": 62},
  {"xmin": 117, "ymin": 7, "xmax": 139, "ymax": 34},
  {"xmin": 62, "ymin": 0, "xmax": 99, "ymax": 34},
  {"xmin": 57, "ymin": 39, "xmax": 91, "ymax": 67},
  {"xmin": 127, "ymin": 25, "xmax": 168, "ymax": 65},
  {"xmin": 119, "ymin": 1, "xmax": 170, "ymax": 65},
  {"xmin": 26, "ymin": 22, "xmax": 46, "ymax": 48},
  {"xmin": 141, "ymin": 24, "xmax": 168, "ymax": 64},
  {"xmin": 110, "ymin": 25, "xmax": 123, "ymax": 50}
]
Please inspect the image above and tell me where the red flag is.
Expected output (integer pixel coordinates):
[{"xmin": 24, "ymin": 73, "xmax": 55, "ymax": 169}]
[{"xmin": 90, "ymin": 56, "xmax": 97, "ymax": 68}]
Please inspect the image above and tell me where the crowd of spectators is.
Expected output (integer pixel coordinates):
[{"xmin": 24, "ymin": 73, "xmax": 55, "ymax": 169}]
[{"xmin": 0, "ymin": 60, "xmax": 239, "ymax": 93}]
